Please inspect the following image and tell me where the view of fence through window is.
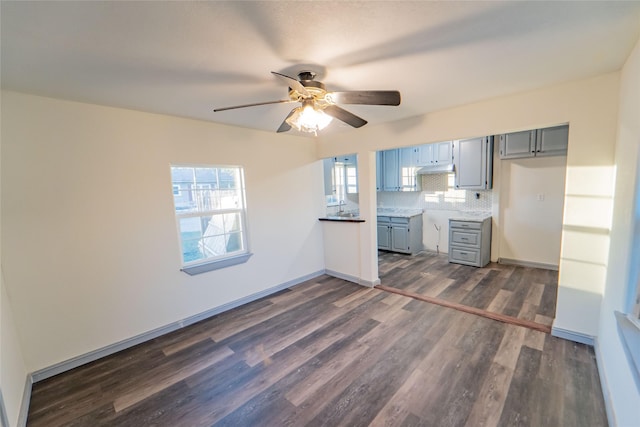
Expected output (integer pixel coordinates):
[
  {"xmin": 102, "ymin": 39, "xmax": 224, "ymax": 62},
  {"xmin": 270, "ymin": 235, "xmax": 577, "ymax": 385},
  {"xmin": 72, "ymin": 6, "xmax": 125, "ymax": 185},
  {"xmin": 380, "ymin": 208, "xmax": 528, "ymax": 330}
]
[{"xmin": 171, "ymin": 165, "xmax": 248, "ymax": 264}]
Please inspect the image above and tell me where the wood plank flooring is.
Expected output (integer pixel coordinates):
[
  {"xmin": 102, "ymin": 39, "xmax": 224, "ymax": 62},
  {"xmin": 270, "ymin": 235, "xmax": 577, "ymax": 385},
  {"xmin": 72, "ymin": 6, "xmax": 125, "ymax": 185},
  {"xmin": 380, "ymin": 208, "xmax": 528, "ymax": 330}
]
[
  {"xmin": 27, "ymin": 269, "xmax": 606, "ymax": 426},
  {"xmin": 378, "ymin": 251, "xmax": 558, "ymax": 329}
]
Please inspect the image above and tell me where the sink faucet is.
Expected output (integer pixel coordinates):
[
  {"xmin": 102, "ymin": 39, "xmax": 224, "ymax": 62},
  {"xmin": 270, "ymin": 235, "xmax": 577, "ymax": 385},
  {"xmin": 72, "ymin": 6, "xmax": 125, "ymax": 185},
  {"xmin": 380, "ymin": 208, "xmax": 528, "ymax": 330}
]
[{"xmin": 339, "ymin": 200, "xmax": 346, "ymax": 213}]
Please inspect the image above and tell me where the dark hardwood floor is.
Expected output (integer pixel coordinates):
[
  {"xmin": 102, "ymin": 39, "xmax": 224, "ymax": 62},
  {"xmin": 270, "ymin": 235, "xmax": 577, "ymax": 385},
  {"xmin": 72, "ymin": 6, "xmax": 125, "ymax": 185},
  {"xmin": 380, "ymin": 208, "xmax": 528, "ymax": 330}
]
[
  {"xmin": 378, "ymin": 251, "xmax": 558, "ymax": 330},
  {"xmin": 27, "ymin": 259, "xmax": 607, "ymax": 426}
]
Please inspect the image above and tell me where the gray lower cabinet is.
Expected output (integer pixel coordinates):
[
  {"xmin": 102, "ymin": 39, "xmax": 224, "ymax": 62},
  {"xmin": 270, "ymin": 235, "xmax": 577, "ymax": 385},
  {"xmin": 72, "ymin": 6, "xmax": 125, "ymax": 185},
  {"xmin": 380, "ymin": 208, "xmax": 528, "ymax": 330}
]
[
  {"xmin": 448, "ymin": 217, "xmax": 492, "ymax": 267},
  {"xmin": 377, "ymin": 215, "xmax": 423, "ymax": 254}
]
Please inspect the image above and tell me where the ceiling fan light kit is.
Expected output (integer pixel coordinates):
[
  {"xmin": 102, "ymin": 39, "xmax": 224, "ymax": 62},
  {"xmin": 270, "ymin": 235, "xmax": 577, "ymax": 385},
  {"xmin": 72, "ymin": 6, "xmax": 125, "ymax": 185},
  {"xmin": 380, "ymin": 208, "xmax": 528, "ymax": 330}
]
[
  {"xmin": 286, "ymin": 99, "xmax": 333, "ymax": 134},
  {"xmin": 214, "ymin": 70, "xmax": 401, "ymax": 134}
]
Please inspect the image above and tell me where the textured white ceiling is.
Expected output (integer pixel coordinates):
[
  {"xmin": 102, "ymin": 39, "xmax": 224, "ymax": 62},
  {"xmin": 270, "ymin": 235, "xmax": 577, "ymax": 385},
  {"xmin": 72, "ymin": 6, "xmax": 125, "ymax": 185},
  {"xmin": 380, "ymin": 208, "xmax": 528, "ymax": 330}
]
[{"xmin": 2, "ymin": 1, "xmax": 640, "ymax": 135}]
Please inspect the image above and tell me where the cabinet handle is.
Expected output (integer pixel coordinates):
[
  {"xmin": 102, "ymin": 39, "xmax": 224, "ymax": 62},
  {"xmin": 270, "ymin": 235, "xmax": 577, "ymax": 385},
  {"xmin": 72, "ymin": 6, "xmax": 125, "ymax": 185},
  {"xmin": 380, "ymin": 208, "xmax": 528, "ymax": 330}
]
[
  {"xmin": 461, "ymin": 237, "xmax": 468, "ymax": 240},
  {"xmin": 460, "ymin": 252, "xmax": 468, "ymax": 255}
]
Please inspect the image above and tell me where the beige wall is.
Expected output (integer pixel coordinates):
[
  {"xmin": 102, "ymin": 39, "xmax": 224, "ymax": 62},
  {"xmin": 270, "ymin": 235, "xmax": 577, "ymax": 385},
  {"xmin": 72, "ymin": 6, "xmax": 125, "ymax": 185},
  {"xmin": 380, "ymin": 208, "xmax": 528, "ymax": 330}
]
[
  {"xmin": 599, "ymin": 36, "xmax": 640, "ymax": 426},
  {"xmin": 1, "ymin": 90, "xmax": 29, "ymax": 426},
  {"xmin": 319, "ymin": 72, "xmax": 621, "ymax": 339},
  {"xmin": 1, "ymin": 91, "xmax": 326, "ymax": 373},
  {"xmin": 498, "ymin": 155, "xmax": 567, "ymax": 267}
]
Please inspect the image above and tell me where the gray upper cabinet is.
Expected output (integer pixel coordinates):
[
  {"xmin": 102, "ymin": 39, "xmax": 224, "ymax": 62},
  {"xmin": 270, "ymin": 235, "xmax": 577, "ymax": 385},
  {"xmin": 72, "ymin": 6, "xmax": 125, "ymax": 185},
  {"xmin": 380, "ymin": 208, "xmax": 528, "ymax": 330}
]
[
  {"xmin": 382, "ymin": 149, "xmax": 400, "ymax": 191},
  {"xmin": 376, "ymin": 151, "xmax": 383, "ymax": 191},
  {"xmin": 415, "ymin": 144, "xmax": 433, "ymax": 166},
  {"xmin": 453, "ymin": 136, "xmax": 493, "ymax": 190},
  {"xmin": 499, "ymin": 125, "xmax": 568, "ymax": 159},
  {"xmin": 324, "ymin": 154, "xmax": 358, "ymax": 197},
  {"xmin": 378, "ymin": 147, "xmax": 420, "ymax": 192},
  {"xmin": 414, "ymin": 141, "xmax": 453, "ymax": 166},
  {"xmin": 536, "ymin": 125, "xmax": 569, "ymax": 157},
  {"xmin": 334, "ymin": 154, "xmax": 357, "ymax": 164},
  {"xmin": 498, "ymin": 130, "xmax": 536, "ymax": 158},
  {"xmin": 434, "ymin": 141, "xmax": 453, "ymax": 164},
  {"xmin": 399, "ymin": 147, "xmax": 419, "ymax": 191},
  {"xmin": 323, "ymin": 158, "xmax": 335, "ymax": 196}
]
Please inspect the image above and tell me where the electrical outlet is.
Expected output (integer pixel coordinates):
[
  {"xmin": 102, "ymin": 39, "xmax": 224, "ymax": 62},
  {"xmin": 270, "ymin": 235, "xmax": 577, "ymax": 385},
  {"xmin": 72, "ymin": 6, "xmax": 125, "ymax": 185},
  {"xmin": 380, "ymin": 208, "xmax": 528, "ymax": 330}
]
[{"xmin": 537, "ymin": 193, "xmax": 545, "ymax": 201}]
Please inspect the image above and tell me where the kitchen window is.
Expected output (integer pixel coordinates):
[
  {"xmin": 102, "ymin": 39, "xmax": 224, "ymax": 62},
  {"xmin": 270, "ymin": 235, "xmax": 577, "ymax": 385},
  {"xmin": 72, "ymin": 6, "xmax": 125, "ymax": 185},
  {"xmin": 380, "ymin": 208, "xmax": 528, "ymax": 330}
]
[{"xmin": 170, "ymin": 165, "xmax": 251, "ymax": 275}]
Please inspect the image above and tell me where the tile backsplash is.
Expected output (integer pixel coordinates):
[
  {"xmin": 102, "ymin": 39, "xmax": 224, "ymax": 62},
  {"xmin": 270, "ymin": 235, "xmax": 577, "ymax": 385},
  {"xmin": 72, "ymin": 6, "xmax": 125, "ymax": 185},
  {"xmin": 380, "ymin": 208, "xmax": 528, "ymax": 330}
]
[{"xmin": 377, "ymin": 173, "xmax": 492, "ymax": 212}]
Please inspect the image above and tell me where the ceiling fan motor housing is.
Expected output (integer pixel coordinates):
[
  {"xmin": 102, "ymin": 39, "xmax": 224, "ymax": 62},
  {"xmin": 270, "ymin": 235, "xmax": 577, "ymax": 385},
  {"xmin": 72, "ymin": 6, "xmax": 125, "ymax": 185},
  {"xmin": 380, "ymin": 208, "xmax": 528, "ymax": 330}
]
[{"xmin": 289, "ymin": 72, "xmax": 327, "ymax": 102}]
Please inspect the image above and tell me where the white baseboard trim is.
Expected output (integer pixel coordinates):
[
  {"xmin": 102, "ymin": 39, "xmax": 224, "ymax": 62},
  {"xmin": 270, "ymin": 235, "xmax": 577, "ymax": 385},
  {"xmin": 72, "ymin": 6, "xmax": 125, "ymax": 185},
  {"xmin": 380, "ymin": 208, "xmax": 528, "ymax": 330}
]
[
  {"xmin": 324, "ymin": 270, "xmax": 380, "ymax": 288},
  {"xmin": 498, "ymin": 257, "xmax": 559, "ymax": 271},
  {"xmin": 17, "ymin": 376, "xmax": 32, "ymax": 427},
  {"xmin": 325, "ymin": 269, "xmax": 361, "ymax": 285},
  {"xmin": 30, "ymin": 270, "xmax": 325, "ymax": 383},
  {"xmin": 551, "ymin": 326, "xmax": 595, "ymax": 346},
  {"xmin": 593, "ymin": 337, "xmax": 617, "ymax": 427},
  {"xmin": 360, "ymin": 278, "xmax": 381, "ymax": 287},
  {"xmin": 0, "ymin": 389, "xmax": 9, "ymax": 427}
]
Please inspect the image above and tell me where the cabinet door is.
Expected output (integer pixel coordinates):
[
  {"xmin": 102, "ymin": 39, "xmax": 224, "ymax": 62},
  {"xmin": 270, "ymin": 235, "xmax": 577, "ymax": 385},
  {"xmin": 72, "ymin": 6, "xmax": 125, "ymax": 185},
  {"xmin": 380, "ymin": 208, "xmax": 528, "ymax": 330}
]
[
  {"xmin": 536, "ymin": 125, "xmax": 568, "ymax": 157},
  {"xmin": 415, "ymin": 144, "xmax": 433, "ymax": 166},
  {"xmin": 382, "ymin": 149, "xmax": 399, "ymax": 191},
  {"xmin": 377, "ymin": 223, "xmax": 391, "ymax": 250},
  {"xmin": 391, "ymin": 224, "xmax": 409, "ymax": 252},
  {"xmin": 454, "ymin": 137, "xmax": 492, "ymax": 189},
  {"xmin": 337, "ymin": 154, "xmax": 356, "ymax": 164},
  {"xmin": 376, "ymin": 151, "xmax": 383, "ymax": 191},
  {"xmin": 399, "ymin": 147, "xmax": 417, "ymax": 191},
  {"xmin": 434, "ymin": 141, "xmax": 453, "ymax": 164},
  {"xmin": 399, "ymin": 146, "xmax": 416, "ymax": 167},
  {"xmin": 323, "ymin": 158, "xmax": 335, "ymax": 196},
  {"xmin": 499, "ymin": 130, "xmax": 536, "ymax": 159}
]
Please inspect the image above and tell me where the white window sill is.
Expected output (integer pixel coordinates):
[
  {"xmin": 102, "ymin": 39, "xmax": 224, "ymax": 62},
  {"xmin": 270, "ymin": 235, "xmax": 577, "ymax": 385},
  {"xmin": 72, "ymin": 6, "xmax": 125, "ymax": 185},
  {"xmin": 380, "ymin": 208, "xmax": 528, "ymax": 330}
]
[
  {"xmin": 181, "ymin": 253, "xmax": 253, "ymax": 275},
  {"xmin": 615, "ymin": 311, "xmax": 640, "ymax": 386}
]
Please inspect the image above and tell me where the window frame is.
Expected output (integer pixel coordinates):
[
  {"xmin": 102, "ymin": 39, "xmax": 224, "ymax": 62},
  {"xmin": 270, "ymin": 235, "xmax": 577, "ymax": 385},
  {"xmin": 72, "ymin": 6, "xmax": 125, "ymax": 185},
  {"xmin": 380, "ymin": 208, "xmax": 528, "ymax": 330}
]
[
  {"xmin": 615, "ymin": 155, "xmax": 640, "ymax": 386},
  {"xmin": 170, "ymin": 163, "xmax": 252, "ymax": 275}
]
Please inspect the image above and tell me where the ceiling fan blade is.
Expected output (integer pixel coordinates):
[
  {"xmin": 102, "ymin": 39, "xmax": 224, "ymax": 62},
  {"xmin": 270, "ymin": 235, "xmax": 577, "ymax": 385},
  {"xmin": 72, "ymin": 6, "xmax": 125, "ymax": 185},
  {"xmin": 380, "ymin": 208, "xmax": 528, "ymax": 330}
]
[
  {"xmin": 271, "ymin": 71, "xmax": 310, "ymax": 97},
  {"xmin": 277, "ymin": 108, "xmax": 297, "ymax": 133},
  {"xmin": 214, "ymin": 99, "xmax": 294, "ymax": 112},
  {"xmin": 323, "ymin": 105, "xmax": 368, "ymax": 128},
  {"xmin": 326, "ymin": 91, "xmax": 401, "ymax": 106}
]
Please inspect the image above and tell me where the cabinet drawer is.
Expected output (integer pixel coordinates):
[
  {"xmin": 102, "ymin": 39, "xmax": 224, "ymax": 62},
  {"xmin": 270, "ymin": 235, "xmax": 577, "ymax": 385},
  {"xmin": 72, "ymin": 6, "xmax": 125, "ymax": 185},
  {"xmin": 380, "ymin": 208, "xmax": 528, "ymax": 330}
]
[
  {"xmin": 451, "ymin": 230, "xmax": 480, "ymax": 247},
  {"xmin": 450, "ymin": 247, "xmax": 480, "ymax": 265},
  {"xmin": 450, "ymin": 221, "xmax": 481, "ymax": 230},
  {"xmin": 377, "ymin": 216, "xmax": 391, "ymax": 223},
  {"xmin": 391, "ymin": 217, "xmax": 409, "ymax": 225}
]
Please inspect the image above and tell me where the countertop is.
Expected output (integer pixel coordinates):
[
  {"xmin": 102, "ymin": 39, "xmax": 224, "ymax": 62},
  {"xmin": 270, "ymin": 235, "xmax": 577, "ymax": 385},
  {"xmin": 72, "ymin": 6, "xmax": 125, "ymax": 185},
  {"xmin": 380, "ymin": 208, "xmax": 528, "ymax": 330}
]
[
  {"xmin": 376, "ymin": 207, "xmax": 424, "ymax": 218},
  {"xmin": 449, "ymin": 212, "xmax": 492, "ymax": 222},
  {"xmin": 320, "ymin": 207, "xmax": 424, "ymax": 221},
  {"xmin": 319, "ymin": 216, "xmax": 365, "ymax": 223}
]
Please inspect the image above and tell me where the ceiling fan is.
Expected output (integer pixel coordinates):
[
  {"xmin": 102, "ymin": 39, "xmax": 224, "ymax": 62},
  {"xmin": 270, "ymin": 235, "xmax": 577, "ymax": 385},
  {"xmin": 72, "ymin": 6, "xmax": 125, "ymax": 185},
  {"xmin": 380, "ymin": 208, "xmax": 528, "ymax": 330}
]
[{"xmin": 214, "ymin": 71, "xmax": 401, "ymax": 134}]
